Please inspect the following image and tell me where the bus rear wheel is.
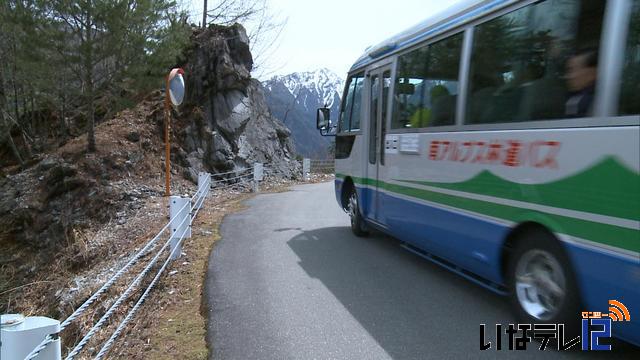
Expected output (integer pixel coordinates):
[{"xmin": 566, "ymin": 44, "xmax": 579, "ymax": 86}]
[
  {"xmin": 507, "ymin": 230, "xmax": 581, "ymax": 333},
  {"xmin": 347, "ymin": 188, "xmax": 368, "ymax": 237}
]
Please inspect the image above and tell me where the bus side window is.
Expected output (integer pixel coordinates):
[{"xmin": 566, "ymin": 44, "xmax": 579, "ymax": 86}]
[
  {"xmin": 391, "ymin": 32, "xmax": 463, "ymax": 129},
  {"xmin": 338, "ymin": 73, "xmax": 365, "ymax": 132},
  {"xmin": 369, "ymin": 75, "xmax": 379, "ymax": 164},
  {"xmin": 619, "ymin": 0, "xmax": 640, "ymax": 115},
  {"xmin": 350, "ymin": 75, "xmax": 365, "ymax": 130},
  {"xmin": 338, "ymin": 77, "xmax": 356, "ymax": 132},
  {"xmin": 466, "ymin": 0, "xmax": 606, "ymax": 124}
]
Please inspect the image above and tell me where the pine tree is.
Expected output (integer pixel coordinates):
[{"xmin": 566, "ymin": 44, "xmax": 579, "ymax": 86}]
[
  {"xmin": 47, "ymin": 0, "xmax": 190, "ymax": 152},
  {"xmin": 1, "ymin": 1, "xmax": 191, "ymax": 157}
]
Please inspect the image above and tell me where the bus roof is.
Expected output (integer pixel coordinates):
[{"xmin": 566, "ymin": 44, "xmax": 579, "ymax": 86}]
[{"xmin": 349, "ymin": 0, "xmax": 515, "ymax": 72}]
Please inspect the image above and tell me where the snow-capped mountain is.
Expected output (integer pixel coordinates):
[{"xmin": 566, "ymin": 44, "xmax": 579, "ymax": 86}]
[
  {"xmin": 267, "ymin": 68, "xmax": 345, "ymax": 109},
  {"xmin": 262, "ymin": 68, "xmax": 345, "ymax": 158}
]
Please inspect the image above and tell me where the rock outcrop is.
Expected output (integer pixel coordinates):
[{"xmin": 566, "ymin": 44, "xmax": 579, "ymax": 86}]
[{"xmin": 175, "ymin": 24, "xmax": 299, "ymax": 180}]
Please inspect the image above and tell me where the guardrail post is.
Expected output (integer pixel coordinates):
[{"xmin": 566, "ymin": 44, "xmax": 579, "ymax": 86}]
[
  {"xmin": 170, "ymin": 196, "xmax": 190, "ymax": 260},
  {"xmin": 253, "ymin": 163, "xmax": 263, "ymax": 193},
  {"xmin": 303, "ymin": 158, "xmax": 310, "ymax": 181},
  {"xmin": 1, "ymin": 315, "xmax": 61, "ymax": 360},
  {"xmin": 197, "ymin": 172, "xmax": 209, "ymax": 209}
]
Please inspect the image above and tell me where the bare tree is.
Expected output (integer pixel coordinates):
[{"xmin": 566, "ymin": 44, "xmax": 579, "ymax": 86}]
[
  {"xmin": 202, "ymin": 0, "xmax": 207, "ymax": 27},
  {"xmin": 204, "ymin": 0, "xmax": 287, "ymax": 78},
  {"xmin": 0, "ymin": 58, "xmax": 25, "ymax": 167},
  {"xmin": 206, "ymin": 0, "xmax": 262, "ymax": 25},
  {"xmin": 245, "ymin": 3, "xmax": 287, "ymax": 78},
  {"xmin": 282, "ymin": 88, "xmax": 302, "ymax": 125},
  {"xmin": 0, "ymin": 2, "xmax": 27, "ymax": 166}
]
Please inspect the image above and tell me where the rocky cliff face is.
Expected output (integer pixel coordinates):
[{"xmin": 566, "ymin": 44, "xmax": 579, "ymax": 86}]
[{"xmin": 175, "ymin": 24, "xmax": 299, "ymax": 179}]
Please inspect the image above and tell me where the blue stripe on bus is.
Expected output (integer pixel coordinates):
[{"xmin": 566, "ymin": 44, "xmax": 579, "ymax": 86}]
[
  {"xmin": 565, "ymin": 242, "xmax": 640, "ymax": 346},
  {"xmin": 356, "ymin": 183, "xmax": 510, "ymax": 283},
  {"xmin": 335, "ymin": 178, "xmax": 640, "ymax": 346}
]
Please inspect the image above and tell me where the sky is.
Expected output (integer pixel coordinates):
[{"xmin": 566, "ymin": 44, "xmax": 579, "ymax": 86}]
[{"xmin": 187, "ymin": 0, "xmax": 463, "ymax": 80}]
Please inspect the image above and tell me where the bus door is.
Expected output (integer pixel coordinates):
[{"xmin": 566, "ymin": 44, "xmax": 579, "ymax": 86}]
[{"xmin": 364, "ymin": 66, "xmax": 391, "ymax": 224}]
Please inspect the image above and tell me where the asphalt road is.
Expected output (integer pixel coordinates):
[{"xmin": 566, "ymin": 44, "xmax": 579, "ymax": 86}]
[{"xmin": 205, "ymin": 181, "xmax": 637, "ymax": 359}]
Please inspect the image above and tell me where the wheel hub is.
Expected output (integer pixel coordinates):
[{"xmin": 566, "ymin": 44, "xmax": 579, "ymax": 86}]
[
  {"xmin": 515, "ymin": 249, "xmax": 566, "ymax": 320},
  {"xmin": 348, "ymin": 192, "xmax": 357, "ymax": 225}
]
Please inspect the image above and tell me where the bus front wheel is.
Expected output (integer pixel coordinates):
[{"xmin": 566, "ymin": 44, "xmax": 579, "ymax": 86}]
[
  {"xmin": 348, "ymin": 188, "xmax": 368, "ymax": 237},
  {"xmin": 507, "ymin": 230, "xmax": 581, "ymax": 334}
]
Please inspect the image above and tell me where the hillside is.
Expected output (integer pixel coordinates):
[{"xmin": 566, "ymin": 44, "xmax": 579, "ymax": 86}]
[{"xmin": 0, "ymin": 24, "xmax": 299, "ymax": 320}]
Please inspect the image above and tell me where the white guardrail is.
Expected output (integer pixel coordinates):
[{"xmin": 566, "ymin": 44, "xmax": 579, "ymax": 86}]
[
  {"xmin": 1, "ymin": 160, "xmax": 332, "ymax": 359},
  {"xmin": 310, "ymin": 159, "xmax": 335, "ymax": 172}
]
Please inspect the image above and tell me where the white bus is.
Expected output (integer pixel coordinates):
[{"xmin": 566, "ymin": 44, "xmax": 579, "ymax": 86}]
[{"xmin": 317, "ymin": 0, "xmax": 639, "ymax": 347}]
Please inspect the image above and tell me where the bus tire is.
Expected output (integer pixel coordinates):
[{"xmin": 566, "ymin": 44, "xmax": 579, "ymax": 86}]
[
  {"xmin": 506, "ymin": 230, "xmax": 581, "ymax": 337},
  {"xmin": 347, "ymin": 187, "xmax": 368, "ymax": 237}
]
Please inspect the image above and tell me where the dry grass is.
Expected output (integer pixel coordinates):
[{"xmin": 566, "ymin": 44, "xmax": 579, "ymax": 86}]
[
  {"xmin": 102, "ymin": 178, "xmax": 309, "ymax": 359},
  {"xmin": 103, "ymin": 192, "xmax": 254, "ymax": 359},
  {"xmin": 0, "ymin": 93, "xmax": 194, "ymax": 322}
]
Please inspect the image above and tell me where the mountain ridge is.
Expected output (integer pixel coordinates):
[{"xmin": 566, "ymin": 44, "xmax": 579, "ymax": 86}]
[
  {"xmin": 266, "ymin": 68, "xmax": 345, "ymax": 108},
  {"xmin": 263, "ymin": 68, "xmax": 344, "ymax": 158}
]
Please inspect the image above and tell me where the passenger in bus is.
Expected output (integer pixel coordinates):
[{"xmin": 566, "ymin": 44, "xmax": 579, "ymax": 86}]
[
  {"xmin": 409, "ymin": 85, "xmax": 450, "ymax": 128},
  {"xmin": 565, "ymin": 48, "xmax": 598, "ymax": 117}
]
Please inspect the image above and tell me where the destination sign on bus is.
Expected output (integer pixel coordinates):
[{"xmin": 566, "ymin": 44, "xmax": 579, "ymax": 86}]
[{"xmin": 428, "ymin": 139, "xmax": 561, "ymax": 169}]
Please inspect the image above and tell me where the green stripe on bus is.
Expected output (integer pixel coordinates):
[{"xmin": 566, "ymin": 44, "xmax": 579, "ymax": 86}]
[
  {"xmin": 336, "ymin": 173, "xmax": 639, "ymax": 253},
  {"xmin": 396, "ymin": 157, "xmax": 640, "ymax": 221}
]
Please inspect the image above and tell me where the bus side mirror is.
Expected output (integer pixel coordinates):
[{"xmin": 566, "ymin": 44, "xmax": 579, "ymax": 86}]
[{"xmin": 316, "ymin": 108, "xmax": 330, "ymax": 130}]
